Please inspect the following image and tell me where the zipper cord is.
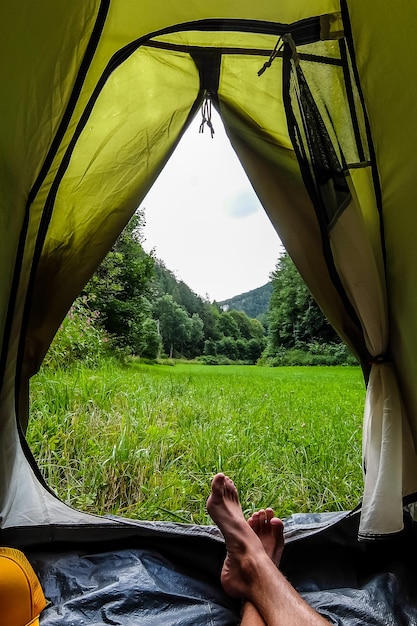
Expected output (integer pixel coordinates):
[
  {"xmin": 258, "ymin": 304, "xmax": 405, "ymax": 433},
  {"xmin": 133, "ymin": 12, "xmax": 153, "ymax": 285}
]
[
  {"xmin": 257, "ymin": 36, "xmax": 284, "ymax": 76},
  {"xmin": 199, "ymin": 91, "xmax": 215, "ymax": 137}
]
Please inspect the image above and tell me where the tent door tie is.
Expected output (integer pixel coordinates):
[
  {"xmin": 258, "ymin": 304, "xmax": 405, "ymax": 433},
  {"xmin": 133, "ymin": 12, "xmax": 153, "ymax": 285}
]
[
  {"xmin": 199, "ymin": 91, "xmax": 215, "ymax": 138},
  {"xmin": 282, "ymin": 33, "xmax": 300, "ymax": 67},
  {"xmin": 369, "ymin": 354, "xmax": 387, "ymax": 365},
  {"xmin": 258, "ymin": 36, "xmax": 284, "ymax": 76}
]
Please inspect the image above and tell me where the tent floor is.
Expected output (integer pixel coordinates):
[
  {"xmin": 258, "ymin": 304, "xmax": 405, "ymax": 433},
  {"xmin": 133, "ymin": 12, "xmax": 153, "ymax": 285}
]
[{"xmin": 20, "ymin": 509, "xmax": 417, "ymax": 625}]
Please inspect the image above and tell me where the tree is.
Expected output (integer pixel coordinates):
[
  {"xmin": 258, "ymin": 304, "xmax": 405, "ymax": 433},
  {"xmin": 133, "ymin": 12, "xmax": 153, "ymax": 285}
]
[
  {"xmin": 153, "ymin": 294, "xmax": 192, "ymax": 357},
  {"xmin": 84, "ymin": 210, "xmax": 156, "ymax": 356},
  {"xmin": 247, "ymin": 337, "xmax": 265, "ymax": 363},
  {"xmin": 267, "ymin": 252, "xmax": 339, "ymax": 352},
  {"xmin": 138, "ymin": 317, "xmax": 162, "ymax": 359},
  {"xmin": 217, "ymin": 311, "xmax": 241, "ymax": 339},
  {"xmin": 216, "ymin": 336, "xmax": 238, "ymax": 360},
  {"xmin": 228, "ymin": 309, "xmax": 265, "ymax": 340},
  {"xmin": 186, "ymin": 313, "xmax": 204, "ymax": 358},
  {"xmin": 235, "ymin": 338, "xmax": 248, "ymax": 361},
  {"xmin": 200, "ymin": 302, "xmax": 221, "ymax": 341},
  {"xmin": 152, "ymin": 261, "xmax": 221, "ymax": 348},
  {"xmin": 203, "ymin": 339, "xmax": 217, "ymax": 356}
]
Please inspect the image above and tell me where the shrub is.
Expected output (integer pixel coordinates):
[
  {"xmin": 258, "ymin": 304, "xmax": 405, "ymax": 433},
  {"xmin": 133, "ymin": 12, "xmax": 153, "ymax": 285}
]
[
  {"xmin": 235, "ymin": 338, "xmax": 248, "ymax": 361},
  {"xmin": 138, "ymin": 317, "xmax": 162, "ymax": 359},
  {"xmin": 43, "ymin": 296, "xmax": 111, "ymax": 369},
  {"xmin": 197, "ymin": 354, "xmax": 233, "ymax": 365},
  {"xmin": 246, "ymin": 338, "xmax": 266, "ymax": 363},
  {"xmin": 203, "ymin": 339, "xmax": 217, "ymax": 356},
  {"xmin": 216, "ymin": 337, "xmax": 238, "ymax": 360},
  {"xmin": 261, "ymin": 342, "xmax": 358, "ymax": 367}
]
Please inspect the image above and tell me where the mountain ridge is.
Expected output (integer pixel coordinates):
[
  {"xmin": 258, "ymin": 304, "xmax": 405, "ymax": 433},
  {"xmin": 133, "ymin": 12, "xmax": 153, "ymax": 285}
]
[{"xmin": 218, "ymin": 282, "xmax": 272, "ymax": 319}]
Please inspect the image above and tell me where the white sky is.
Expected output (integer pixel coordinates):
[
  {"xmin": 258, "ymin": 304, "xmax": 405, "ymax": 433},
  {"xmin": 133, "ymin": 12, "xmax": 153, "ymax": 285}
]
[{"xmin": 140, "ymin": 109, "xmax": 283, "ymax": 302}]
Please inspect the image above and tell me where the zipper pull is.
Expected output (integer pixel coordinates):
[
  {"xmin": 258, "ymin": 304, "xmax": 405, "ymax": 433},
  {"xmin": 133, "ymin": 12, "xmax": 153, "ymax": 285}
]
[
  {"xmin": 258, "ymin": 36, "xmax": 283, "ymax": 76},
  {"xmin": 199, "ymin": 91, "xmax": 215, "ymax": 138}
]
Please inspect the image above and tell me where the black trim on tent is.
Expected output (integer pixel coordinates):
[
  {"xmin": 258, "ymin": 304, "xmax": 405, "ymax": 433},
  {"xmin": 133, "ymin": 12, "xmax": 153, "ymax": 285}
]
[
  {"xmin": 145, "ymin": 39, "xmax": 344, "ymax": 67},
  {"xmin": 0, "ymin": 522, "xmax": 224, "ymax": 551},
  {"xmin": 140, "ymin": 16, "xmax": 322, "ymax": 46},
  {"xmin": 0, "ymin": 209, "xmax": 31, "ymax": 390},
  {"xmin": 0, "ymin": 0, "xmax": 111, "ymax": 399},
  {"xmin": 191, "ymin": 50, "xmax": 222, "ymax": 110},
  {"xmin": 281, "ymin": 38, "xmax": 366, "ymax": 347},
  {"xmin": 16, "ymin": 417, "xmax": 62, "ymax": 499},
  {"xmin": 340, "ymin": 0, "xmax": 386, "ymax": 274},
  {"xmin": 108, "ymin": 16, "xmax": 323, "ymax": 75},
  {"xmin": 27, "ymin": 0, "xmax": 111, "ymax": 208},
  {"xmin": 338, "ymin": 39, "xmax": 366, "ymax": 164},
  {"xmin": 1, "ymin": 522, "xmax": 230, "ymax": 599}
]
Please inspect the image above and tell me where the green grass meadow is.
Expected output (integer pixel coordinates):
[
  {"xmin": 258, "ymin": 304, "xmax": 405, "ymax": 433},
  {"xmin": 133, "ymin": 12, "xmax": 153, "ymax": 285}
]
[{"xmin": 27, "ymin": 361, "xmax": 365, "ymax": 525}]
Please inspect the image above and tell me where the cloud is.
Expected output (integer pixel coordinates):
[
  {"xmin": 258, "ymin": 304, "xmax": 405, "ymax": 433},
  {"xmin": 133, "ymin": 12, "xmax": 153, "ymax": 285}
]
[{"xmin": 225, "ymin": 190, "xmax": 261, "ymax": 219}]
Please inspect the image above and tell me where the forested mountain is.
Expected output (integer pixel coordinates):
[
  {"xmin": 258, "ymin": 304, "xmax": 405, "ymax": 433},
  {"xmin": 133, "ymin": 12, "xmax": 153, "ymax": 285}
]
[
  {"xmin": 219, "ymin": 282, "xmax": 273, "ymax": 319},
  {"xmin": 153, "ymin": 261, "xmax": 206, "ymax": 316},
  {"xmin": 59, "ymin": 210, "xmax": 354, "ymax": 367},
  {"xmin": 151, "ymin": 260, "xmax": 266, "ymax": 360}
]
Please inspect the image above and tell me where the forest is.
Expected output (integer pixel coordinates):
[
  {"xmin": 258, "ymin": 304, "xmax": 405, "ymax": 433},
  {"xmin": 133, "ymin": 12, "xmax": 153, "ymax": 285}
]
[{"xmin": 45, "ymin": 210, "xmax": 356, "ymax": 369}]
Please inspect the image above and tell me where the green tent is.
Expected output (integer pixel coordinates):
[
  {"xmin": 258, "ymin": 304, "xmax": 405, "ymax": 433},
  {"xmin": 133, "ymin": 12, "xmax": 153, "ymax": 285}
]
[{"xmin": 2, "ymin": 2, "xmax": 417, "ymax": 622}]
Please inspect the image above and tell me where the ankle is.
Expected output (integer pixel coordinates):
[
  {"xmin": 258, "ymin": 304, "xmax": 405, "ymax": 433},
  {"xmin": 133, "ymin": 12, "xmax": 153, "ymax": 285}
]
[{"xmin": 239, "ymin": 550, "xmax": 272, "ymax": 593}]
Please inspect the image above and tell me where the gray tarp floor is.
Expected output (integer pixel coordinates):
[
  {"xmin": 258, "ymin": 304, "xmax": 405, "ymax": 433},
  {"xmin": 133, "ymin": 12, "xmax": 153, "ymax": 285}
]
[{"xmin": 25, "ymin": 508, "xmax": 417, "ymax": 625}]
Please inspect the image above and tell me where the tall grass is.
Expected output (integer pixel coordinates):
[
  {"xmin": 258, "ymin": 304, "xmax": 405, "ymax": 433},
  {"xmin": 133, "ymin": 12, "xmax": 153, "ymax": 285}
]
[{"xmin": 27, "ymin": 360, "xmax": 365, "ymax": 525}]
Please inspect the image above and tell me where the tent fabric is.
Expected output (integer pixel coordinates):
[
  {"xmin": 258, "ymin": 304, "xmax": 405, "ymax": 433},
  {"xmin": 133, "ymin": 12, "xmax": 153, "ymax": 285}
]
[
  {"xmin": 33, "ymin": 548, "xmax": 238, "ymax": 626},
  {"xmin": 2, "ymin": 0, "xmax": 417, "ymax": 577},
  {"xmin": 24, "ymin": 508, "xmax": 417, "ymax": 625}
]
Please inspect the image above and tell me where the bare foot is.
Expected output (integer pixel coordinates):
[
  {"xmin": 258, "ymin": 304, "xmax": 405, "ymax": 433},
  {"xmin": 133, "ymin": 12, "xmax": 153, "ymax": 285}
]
[
  {"xmin": 206, "ymin": 473, "xmax": 273, "ymax": 599},
  {"xmin": 208, "ymin": 474, "xmax": 330, "ymax": 626},
  {"xmin": 248, "ymin": 508, "xmax": 284, "ymax": 567}
]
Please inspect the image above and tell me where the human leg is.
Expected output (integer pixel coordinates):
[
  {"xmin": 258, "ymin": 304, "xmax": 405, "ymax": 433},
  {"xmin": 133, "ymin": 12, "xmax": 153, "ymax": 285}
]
[
  {"xmin": 240, "ymin": 600, "xmax": 267, "ymax": 626},
  {"xmin": 241, "ymin": 508, "xmax": 284, "ymax": 626},
  {"xmin": 207, "ymin": 473, "xmax": 329, "ymax": 626}
]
